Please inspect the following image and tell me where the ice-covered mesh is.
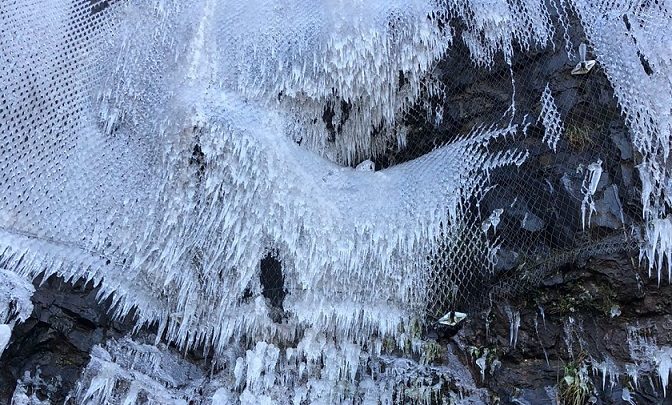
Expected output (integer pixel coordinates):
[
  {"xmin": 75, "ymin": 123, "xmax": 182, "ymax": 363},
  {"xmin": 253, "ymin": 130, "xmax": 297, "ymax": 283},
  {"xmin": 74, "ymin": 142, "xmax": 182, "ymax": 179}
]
[
  {"xmin": 1, "ymin": 0, "xmax": 670, "ymax": 402},
  {"xmin": 421, "ymin": 37, "xmax": 643, "ymax": 316}
]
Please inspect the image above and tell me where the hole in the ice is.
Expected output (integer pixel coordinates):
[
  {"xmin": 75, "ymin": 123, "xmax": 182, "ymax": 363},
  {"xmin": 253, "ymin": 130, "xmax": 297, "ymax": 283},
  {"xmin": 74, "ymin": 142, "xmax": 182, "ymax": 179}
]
[
  {"xmin": 260, "ymin": 252, "xmax": 286, "ymax": 321},
  {"xmin": 190, "ymin": 142, "xmax": 206, "ymax": 180},
  {"xmin": 89, "ymin": 0, "xmax": 119, "ymax": 15},
  {"xmin": 638, "ymin": 52, "xmax": 653, "ymax": 76}
]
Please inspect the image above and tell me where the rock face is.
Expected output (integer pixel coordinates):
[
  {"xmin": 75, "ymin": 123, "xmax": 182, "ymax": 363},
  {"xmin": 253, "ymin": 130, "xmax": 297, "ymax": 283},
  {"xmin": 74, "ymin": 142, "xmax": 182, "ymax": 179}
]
[
  {"xmin": 0, "ymin": 11, "xmax": 669, "ymax": 405},
  {"xmin": 5, "ymin": 259, "xmax": 671, "ymax": 403},
  {"xmin": 450, "ymin": 251, "xmax": 672, "ymax": 404},
  {"xmin": 0, "ymin": 277, "xmax": 135, "ymax": 404},
  {"xmin": 414, "ymin": 13, "xmax": 672, "ymax": 404}
]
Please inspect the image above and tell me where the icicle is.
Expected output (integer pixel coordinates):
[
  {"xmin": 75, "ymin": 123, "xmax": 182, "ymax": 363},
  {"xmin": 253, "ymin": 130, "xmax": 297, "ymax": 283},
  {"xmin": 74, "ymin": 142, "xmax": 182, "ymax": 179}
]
[
  {"xmin": 504, "ymin": 306, "xmax": 521, "ymax": 349},
  {"xmin": 590, "ymin": 357, "xmax": 620, "ymax": 390},
  {"xmin": 580, "ymin": 160, "xmax": 603, "ymax": 230},
  {"xmin": 622, "ymin": 387, "xmax": 636, "ymax": 404},
  {"xmin": 482, "ymin": 208, "xmax": 504, "ymax": 234},
  {"xmin": 656, "ymin": 347, "xmax": 672, "ymax": 397},
  {"xmin": 534, "ymin": 314, "xmax": 549, "ymax": 366}
]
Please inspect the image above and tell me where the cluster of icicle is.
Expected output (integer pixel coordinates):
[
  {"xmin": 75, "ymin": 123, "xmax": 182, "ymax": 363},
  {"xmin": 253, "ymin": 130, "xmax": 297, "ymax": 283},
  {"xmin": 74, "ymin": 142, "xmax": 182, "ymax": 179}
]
[
  {"xmin": 0, "ymin": 269, "xmax": 34, "ymax": 358},
  {"xmin": 1, "ymin": 0, "xmax": 671, "ymax": 402},
  {"xmin": 63, "ymin": 334, "xmax": 488, "ymax": 404},
  {"xmin": 569, "ymin": 0, "xmax": 672, "ymax": 282}
]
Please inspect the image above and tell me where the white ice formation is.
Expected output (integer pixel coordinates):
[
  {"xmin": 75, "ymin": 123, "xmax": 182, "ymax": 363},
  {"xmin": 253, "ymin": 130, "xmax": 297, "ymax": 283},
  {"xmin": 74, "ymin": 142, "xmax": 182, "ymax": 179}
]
[
  {"xmin": 539, "ymin": 84, "xmax": 564, "ymax": 152},
  {"xmin": 66, "ymin": 334, "xmax": 494, "ymax": 404},
  {"xmin": 1, "ymin": 0, "xmax": 672, "ymax": 402},
  {"xmin": 0, "ymin": 269, "xmax": 34, "ymax": 357},
  {"xmin": 571, "ymin": 1, "xmax": 672, "ymax": 280},
  {"xmin": 580, "ymin": 159, "xmax": 604, "ymax": 230}
]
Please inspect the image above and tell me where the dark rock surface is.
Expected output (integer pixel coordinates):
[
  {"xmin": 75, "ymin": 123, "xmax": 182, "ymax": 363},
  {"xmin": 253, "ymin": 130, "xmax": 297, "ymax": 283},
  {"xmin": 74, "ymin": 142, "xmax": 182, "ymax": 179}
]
[
  {"xmin": 412, "ymin": 10, "xmax": 672, "ymax": 405},
  {"xmin": 444, "ymin": 251, "xmax": 672, "ymax": 404},
  {"xmin": 0, "ymin": 276, "xmax": 135, "ymax": 404}
]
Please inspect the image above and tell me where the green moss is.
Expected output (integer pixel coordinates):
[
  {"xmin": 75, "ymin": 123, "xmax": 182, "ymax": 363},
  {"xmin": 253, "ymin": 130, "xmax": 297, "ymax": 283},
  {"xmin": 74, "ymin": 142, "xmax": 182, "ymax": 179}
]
[
  {"xmin": 382, "ymin": 337, "xmax": 396, "ymax": 353},
  {"xmin": 547, "ymin": 282, "xmax": 618, "ymax": 318}
]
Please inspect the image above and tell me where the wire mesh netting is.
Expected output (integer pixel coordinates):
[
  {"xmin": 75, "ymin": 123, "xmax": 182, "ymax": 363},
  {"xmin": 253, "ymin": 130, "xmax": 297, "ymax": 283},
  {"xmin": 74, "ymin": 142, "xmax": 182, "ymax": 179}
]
[{"xmin": 412, "ymin": 24, "xmax": 643, "ymax": 318}]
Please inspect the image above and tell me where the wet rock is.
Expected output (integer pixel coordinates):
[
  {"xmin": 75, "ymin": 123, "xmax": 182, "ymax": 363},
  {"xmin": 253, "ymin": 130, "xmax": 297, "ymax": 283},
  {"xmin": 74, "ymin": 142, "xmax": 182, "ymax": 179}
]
[
  {"xmin": 494, "ymin": 249, "xmax": 520, "ymax": 273},
  {"xmin": 450, "ymin": 247, "xmax": 672, "ymax": 405},
  {"xmin": 592, "ymin": 185, "xmax": 626, "ymax": 229},
  {"xmin": 0, "ymin": 276, "xmax": 135, "ymax": 404},
  {"xmin": 621, "ymin": 162, "xmax": 635, "ymax": 189},
  {"xmin": 510, "ymin": 385, "xmax": 559, "ymax": 405},
  {"xmin": 521, "ymin": 212, "xmax": 545, "ymax": 232},
  {"xmin": 609, "ymin": 122, "xmax": 633, "ymax": 160},
  {"xmin": 541, "ymin": 271, "xmax": 564, "ymax": 287}
]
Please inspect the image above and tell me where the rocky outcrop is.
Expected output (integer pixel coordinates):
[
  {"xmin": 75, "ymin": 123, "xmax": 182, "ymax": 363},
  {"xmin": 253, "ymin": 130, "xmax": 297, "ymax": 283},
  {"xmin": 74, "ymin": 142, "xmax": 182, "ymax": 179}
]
[
  {"xmin": 0, "ymin": 9, "xmax": 667, "ymax": 405},
  {"xmin": 0, "ymin": 276, "xmax": 135, "ymax": 404},
  {"xmin": 445, "ymin": 251, "xmax": 672, "ymax": 404}
]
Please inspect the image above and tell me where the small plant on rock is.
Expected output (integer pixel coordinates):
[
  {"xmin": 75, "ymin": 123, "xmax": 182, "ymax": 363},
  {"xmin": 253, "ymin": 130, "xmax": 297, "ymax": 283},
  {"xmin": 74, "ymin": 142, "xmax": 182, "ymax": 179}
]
[{"xmin": 559, "ymin": 355, "xmax": 592, "ymax": 405}]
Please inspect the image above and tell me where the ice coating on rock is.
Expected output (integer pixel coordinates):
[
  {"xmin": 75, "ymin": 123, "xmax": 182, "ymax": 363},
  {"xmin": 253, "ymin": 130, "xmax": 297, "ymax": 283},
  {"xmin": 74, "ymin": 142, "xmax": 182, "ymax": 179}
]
[
  {"xmin": 0, "ymin": 324, "xmax": 10, "ymax": 358},
  {"xmin": 572, "ymin": 0, "xmax": 672, "ymax": 281},
  {"xmin": 590, "ymin": 356, "xmax": 620, "ymax": 390},
  {"xmin": 482, "ymin": 208, "xmax": 504, "ymax": 234},
  {"xmin": 622, "ymin": 387, "xmax": 636, "ymax": 404},
  {"xmin": 0, "ymin": 0, "xmax": 532, "ymax": 356},
  {"xmin": 70, "ymin": 339, "xmax": 207, "ymax": 404},
  {"xmin": 505, "ymin": 306, "xmax": 521, "ymax": 348},
  {"xmin": 0, "ymin": 269, "xmax": 34, "ymax": 325},
  {"xmin": 0, "ymin": 269, "xmax": 34, "ymax": 358},
  {"xmin": 658, "ymin": 347, "xmax": 672, "ymax": 397},
  {"xmin": 623, "ymin": 325, "xmax": 672, "ymax": 396},
  {"xmin": 70, "ymin": 335, "xmax": 490, "ymax": 403}
]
